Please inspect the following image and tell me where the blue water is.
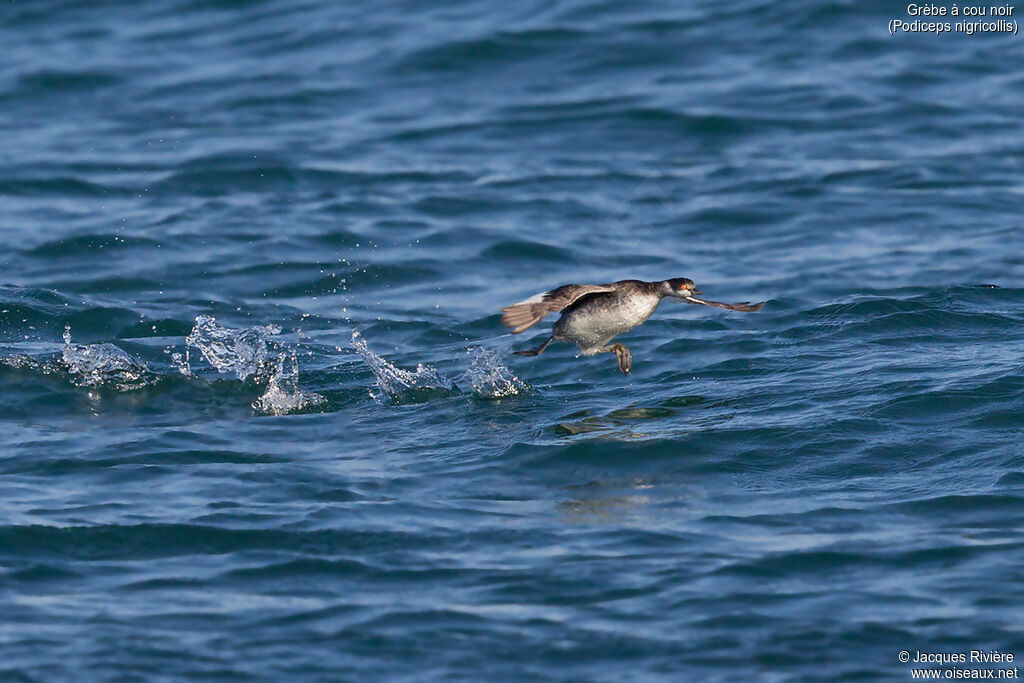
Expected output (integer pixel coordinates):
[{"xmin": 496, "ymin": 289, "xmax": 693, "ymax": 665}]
[{"xmin": 2, "ymin": 1, "xmax": 1024, "ymax": 680}]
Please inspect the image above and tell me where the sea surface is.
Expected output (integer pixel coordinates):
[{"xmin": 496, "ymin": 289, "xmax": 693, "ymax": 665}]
[{"xmin": 2, "ymin": 0, "xmax": 1023, "ymax": 680}]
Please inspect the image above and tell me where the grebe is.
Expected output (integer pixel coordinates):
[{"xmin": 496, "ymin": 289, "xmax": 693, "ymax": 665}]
[{"xmin": 501, "ymin": 278, "xmax": 763, "ymax": 375}]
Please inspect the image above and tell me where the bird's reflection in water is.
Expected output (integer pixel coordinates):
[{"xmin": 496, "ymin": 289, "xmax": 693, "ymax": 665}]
[
  {"xmin": 550, "ymin": 395, "xmax": 731, "ymax": 440},
  {"xmin": 557, "ymin": 479, "xmax": 656, "ymax": 522},
  {"xmin": 547, "ymin": 398, "xmax": 718, "ymax": 522}
]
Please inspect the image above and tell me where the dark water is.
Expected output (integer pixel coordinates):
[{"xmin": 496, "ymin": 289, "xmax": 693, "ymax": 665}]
[{"xmin": 2, "ymin": 0, "xmax": 1024, "ymax": 680}]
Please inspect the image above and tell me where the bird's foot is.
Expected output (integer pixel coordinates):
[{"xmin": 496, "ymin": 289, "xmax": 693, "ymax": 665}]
[
  {"xmin": 611, "ymin": 344, "xmax": 632, "ymax": 375},
  {"xmin": 513, "ymin": 336, "xmax": 554, "ymax": 357}
]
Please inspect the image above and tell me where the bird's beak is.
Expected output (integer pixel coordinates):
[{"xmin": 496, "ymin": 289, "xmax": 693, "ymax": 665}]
[{"xmin": 691, "ymin": 289, "xmax": 702, "ymax": 295}]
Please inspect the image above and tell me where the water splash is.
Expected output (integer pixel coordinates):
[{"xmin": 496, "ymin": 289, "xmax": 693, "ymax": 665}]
[
  {"xmin": 1, "ymin": 354, "xmax": 49, "ymax": 372},
  {"xmin": 61, "ymin": 326, "xmax": 154, "ymax": 391},
  {"xmin": 463, "ymin": 346, "xmax": 528, "ymax": 399},
  {"xmin": 169, "ymin": 350, "xmax": 193, "ymax": 377},
  {"xmin": 350, "ymin": 330, "xmax": 455, "ymax": 403},
  {"xmin": 182, "ymin": 315, "xmax": 325, "ymax": 415},
  {"xmin": 184, "ymin": 314, "xmax": 281, "ymax": 380},
  {"xmin": 349, "ymin": 331, "xmax": 527, "ymax": 403},
  {"xmin": 7, "ymin": 317, "xmax": 525, "ymax": 410},
  {"xmin": 252, "ymin": 352, "xmax": 326, "ymax": 416}
]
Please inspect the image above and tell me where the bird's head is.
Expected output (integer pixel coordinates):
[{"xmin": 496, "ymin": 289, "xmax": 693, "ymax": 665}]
[{"xmin": 662, "ymin": 277, "xmax": 699, "ymax": 299}]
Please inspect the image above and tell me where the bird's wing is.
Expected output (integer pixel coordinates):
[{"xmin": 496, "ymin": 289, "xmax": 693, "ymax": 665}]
[
  {"xmin": 683, "ymin": 295, "xmax": 764, "ymax": 312},
  {"xmin": 501, "ymin": 284, "xmax": 616, "ymax": 334}
]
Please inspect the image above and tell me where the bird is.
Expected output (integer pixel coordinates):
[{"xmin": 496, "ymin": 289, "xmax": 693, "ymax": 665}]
[{"xmin": 501, "ymin": 278, "xmax": 764, "ymax": 375}]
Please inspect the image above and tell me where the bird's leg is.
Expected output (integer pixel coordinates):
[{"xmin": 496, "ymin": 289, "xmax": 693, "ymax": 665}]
[
  {"xmin": 613, "ymin": 344, "xmax": 632, "ymax": 375},
  {"xmin": 513, "ymin": 336, "xmax": 554, "ymax": 357},
  {"xmin": 598, "ymin": 343, "xmax": 632, "ymax": 375}
]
